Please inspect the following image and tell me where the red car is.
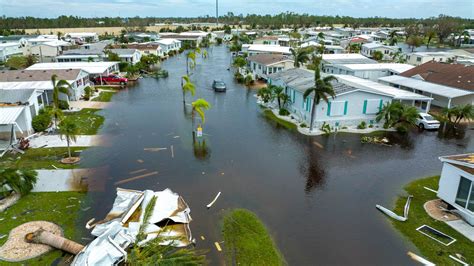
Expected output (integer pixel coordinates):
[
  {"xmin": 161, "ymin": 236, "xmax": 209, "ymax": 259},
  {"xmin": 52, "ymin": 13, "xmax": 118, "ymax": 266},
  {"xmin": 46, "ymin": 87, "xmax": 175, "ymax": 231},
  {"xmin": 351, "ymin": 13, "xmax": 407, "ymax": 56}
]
[{"xmin": 95, "ymin": 75, "xmax": 128, "ymax": 85}]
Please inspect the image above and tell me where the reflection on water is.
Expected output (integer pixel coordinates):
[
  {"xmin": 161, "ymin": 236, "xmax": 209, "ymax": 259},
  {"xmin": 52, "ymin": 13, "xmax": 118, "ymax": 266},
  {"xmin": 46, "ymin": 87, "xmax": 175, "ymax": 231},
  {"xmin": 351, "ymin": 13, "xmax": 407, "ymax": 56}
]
[
  {"xmin": 78, "ymin": 45, "xmax": 473, "ymax": 265},
  {"xmin": 437, "ymin": 123, "xmax": 469, "ymax": 141}
]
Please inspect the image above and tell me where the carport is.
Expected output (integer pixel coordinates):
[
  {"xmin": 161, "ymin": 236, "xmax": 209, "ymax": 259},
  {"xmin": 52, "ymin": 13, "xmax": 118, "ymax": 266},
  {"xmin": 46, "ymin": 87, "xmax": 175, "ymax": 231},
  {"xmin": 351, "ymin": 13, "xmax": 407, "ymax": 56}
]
[{"xmin": 0, "ymin": 106, "xmax": 25, "ymax": 156}]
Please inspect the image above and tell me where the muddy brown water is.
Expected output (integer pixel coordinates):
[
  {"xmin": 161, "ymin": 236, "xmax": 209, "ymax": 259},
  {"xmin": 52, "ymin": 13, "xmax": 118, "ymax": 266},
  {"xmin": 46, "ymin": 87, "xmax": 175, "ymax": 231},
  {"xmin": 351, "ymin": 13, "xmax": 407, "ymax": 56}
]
[{"xmin": 77, "ymin": 45, "xmax": 473, "ymax": 265}]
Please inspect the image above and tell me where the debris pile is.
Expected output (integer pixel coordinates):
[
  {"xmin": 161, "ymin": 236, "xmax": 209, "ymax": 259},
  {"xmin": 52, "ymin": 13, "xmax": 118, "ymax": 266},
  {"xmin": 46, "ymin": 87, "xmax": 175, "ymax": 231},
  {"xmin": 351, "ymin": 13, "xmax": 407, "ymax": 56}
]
[{"xmin": 72, "ymin": 188, "xmax": 194, "ymax": 265}]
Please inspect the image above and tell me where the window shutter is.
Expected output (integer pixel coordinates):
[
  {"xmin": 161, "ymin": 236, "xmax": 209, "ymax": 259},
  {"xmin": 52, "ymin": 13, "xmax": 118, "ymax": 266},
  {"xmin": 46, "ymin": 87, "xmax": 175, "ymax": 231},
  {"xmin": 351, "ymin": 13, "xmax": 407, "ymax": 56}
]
[
  {"xmin": 344, "ymin": 101, "xmax": 348, "ymax": 115},
  {"xmin": 379, "ymin": 99, "xmax": 383, "ymax": 111},
  {"xmin": 363, "ymin": 100, "xmax": 367, "ymax": 114},
  {"xmin": 327, "ymin": 102, "xmax": 332, "ymax": 116}
]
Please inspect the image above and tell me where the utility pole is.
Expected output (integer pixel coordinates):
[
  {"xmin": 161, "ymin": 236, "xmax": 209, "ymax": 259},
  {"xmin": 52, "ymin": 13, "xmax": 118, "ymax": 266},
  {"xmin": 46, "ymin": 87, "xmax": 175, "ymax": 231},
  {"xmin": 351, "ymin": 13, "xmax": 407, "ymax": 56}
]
[{"xmin": 216, "ymin": 0, "xmax": 219, "ymax": 27}]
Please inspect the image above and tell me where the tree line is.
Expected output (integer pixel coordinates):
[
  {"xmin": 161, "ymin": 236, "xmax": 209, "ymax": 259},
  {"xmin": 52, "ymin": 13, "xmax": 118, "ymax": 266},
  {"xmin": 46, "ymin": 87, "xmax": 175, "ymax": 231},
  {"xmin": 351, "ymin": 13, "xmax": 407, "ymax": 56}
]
[{"xmin": 0, "ymin": 13, "xmax": 472, "ymax": 32}]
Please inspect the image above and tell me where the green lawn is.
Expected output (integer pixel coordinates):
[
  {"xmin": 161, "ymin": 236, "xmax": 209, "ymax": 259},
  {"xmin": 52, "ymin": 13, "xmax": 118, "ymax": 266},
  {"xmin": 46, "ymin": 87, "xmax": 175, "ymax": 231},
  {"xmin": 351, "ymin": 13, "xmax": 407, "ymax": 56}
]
[
  {"xmin": 391, "ymin": 176, "xmax": 474, "ymax": 264},
  {"xmin": 0, "ymin": 147, "xmax": 86, "ymax": 170},
  {"xmin": 0, "ymin": 192, "xmax": 86, "ymax": 265},
  {"xmin": 64, "ymin": 108, "xmax": 104, "ymax": 135},
  {"xmin": 222, "ymin": 209, "xmax": 285, "ymax": 265},
  {"xmin": 92, "ymin": 91, "xmax": 116, "ymax": 102},
  {"xmin": 263, "ymin": 109, "xmax": 297, "ymax": 131}
]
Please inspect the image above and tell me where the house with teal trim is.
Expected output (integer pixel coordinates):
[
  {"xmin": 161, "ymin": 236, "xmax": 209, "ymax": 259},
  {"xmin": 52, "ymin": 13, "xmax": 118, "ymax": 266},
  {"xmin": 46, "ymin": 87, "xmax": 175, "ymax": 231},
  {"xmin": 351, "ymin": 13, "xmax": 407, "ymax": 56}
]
[{"xmin": 268, "ymin": 68, "xmax": 433, "ymax": 129}]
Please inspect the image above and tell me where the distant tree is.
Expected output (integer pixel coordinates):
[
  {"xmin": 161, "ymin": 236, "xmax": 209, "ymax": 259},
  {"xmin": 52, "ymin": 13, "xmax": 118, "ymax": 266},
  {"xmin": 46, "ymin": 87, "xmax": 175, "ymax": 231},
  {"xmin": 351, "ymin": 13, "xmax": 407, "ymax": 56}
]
[
  {"xmin": 5, "ymin": 55, "xmax": 37, "ymax": 70},
  {"xmin": 388, "ymin": 30, "xmax": 398, "ymax": 46},
  {"xmin": 406, "ymin": 35, "xmax": 423, "ymax": 52},
  {"xmin": 425, "ymin": 28, "xmax": 437, "ymax": 48},
  {"xmin": 436, "ymin": 15, "xmax": 458, "ymax": 44}
]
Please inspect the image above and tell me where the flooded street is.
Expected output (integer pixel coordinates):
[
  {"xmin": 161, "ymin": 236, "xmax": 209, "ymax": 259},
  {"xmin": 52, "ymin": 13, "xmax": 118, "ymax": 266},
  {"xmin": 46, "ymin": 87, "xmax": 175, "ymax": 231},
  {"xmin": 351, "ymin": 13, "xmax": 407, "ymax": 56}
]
[{"xmin": 79, "ymin": 45, "xmax": 473, "ymax": 265}]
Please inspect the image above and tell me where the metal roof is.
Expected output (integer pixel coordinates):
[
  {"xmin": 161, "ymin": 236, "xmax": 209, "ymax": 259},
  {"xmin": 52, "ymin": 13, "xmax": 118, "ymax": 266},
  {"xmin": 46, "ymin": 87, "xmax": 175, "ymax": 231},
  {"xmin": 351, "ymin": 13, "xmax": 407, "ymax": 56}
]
[
  {"xmin": 336, "ymin": 75, "xmax": 433, "ymax": 101},
  {"xmin": 379, "ymin": 75, "xmax": 473, "ymax": 99},
  {"xmin": 338, "ymin": 63, "xmax": 414, "ymax": 73},
  {"xmin": 0, "ymin": 89, "xmax": 36, "ymax": 104},
  {"xmin": 0, "ymin": 106, "xmax": 24, "ymax": 125},
  {"xmin": 322, "ymin": 53, "xmax": 376, "ymax": 65},
  {"xmin": 27, "ymin": 62, "xmax": 119, "ymax": 75}
]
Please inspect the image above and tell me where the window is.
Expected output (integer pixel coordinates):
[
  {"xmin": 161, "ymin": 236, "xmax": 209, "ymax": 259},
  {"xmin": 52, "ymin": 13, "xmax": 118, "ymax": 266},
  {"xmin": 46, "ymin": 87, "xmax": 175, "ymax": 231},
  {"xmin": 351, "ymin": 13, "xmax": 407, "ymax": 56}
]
[
  {"xmin": 363, "ymin": 99, "xmax": 383, "ymax": 114},
  {"xmin": 455, "ymin": 177, "xmax": 472, "ymax": 210},
  {"xmin": 417, "ymin": 57, "xmax": 422, "ymax": 62},
  {"xmin": 327, "ymin": 101, "xmax": 347, "ymax": 116}
]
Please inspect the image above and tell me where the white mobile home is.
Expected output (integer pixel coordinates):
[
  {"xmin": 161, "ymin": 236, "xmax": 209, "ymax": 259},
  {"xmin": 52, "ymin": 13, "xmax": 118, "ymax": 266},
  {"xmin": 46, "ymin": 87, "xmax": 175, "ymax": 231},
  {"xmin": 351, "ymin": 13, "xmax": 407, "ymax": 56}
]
[
  {"xmin": 268, "ymin": 68, "xmax": 432, "ymax": 128},
  {"xmin": 154, "ymin": 39, "xmax": 181, "ymax": 55},
  {"xmin": 406, "ymin": 52, "xmax": 455, "ymax": 66},
  {"xmin": 108, "ymin": 49, "xmax": 142, "ymax": 65},
  {"xmin": 241, "ymin": 44, "xmax": 292, "ymax": 56},
  {"xmin": 0, "ymin": 42, "xmax": 22, "ymax": 62},
  {"xmin": 247, "ymin": 54, "xmax": 294, "ymax": 80},
  {"xmin": 24, "ymin": 40, "xmax": 72, "ymax": 62},
  {"xmin": 437, "ymin": 154, "xmax": 474, "ymax": 225},
  {"xmin": 361, "ymin": 42, "xmax": 400, "ymax": 61}
]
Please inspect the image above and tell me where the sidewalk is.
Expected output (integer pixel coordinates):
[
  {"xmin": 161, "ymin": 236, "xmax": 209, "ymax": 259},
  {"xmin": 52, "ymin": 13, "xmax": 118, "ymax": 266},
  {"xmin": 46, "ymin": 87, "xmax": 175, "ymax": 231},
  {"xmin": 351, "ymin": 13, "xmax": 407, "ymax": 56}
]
[
  {"xmin": 69, "ymin": 100, "xmax": 112, "ymax": 109},
  {"xmin": 29, "ymin": 135, "xmax": 105, "ymax": 148}
]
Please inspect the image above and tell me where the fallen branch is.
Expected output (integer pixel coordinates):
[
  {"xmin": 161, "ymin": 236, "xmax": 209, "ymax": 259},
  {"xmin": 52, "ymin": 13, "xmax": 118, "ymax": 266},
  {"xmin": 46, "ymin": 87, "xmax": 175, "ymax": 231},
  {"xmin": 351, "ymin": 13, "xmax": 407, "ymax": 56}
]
[
  {"xmin": 206, "ymin": 192, "xmax": 221, "ymax": 209},
  {"xmin": 114, "ymin": 171, "xmax": 159, "ymax": 185}
]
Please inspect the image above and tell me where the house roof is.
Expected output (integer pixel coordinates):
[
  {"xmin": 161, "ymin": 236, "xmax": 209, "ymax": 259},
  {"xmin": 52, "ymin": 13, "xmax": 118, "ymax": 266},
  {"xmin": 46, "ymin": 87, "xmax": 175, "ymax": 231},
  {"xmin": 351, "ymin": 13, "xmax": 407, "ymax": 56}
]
[
  {"xmin": 27, "ymin": 62, "xmax": 118, "ymax": 75},
  {"xmin": 0, "ymin": 69, "xmax": 82, "ymax": 82},
  {"xmin": 243, "ymin": 44, "xmax": 292, "ymax": 55},
  {"xmin": 439, "ymin": 153, "xmax": 474, "ymax": 174},
  {"xmin": 338, "ymin": 63, "xmax": 414, "ymax": 73},
  {"xmin": 63, "ymin": 48, "xmax": 104, "ymax": 56},
  {"xmin": 108, "ymin": 49, "xmax": 138, "ymax": 56},
  {"xmin": 362, "ymin": 42, "xmax": 399, "ymax": 50},
  {"xmin": 400, "ymin": 61, "xmax": 474, "ymax": 91},
  {"xmin": 0, "ymin": 89, "xmax": 36, "ymax": 104},
  {"xmin": 322, "ymin": 53, "xmax": 376, "ymax": 65},
  {"xmin": 0, "ymin": 106, "xmax": 25, "ymax": 125},
  {"xmin": 154, "ymin": 39, "xmax": 180, "ymax": 45},
  {"xmin": 112, "ymin": 44, "xmax": 160, "ymax": 50},
  {"xmin": 247, "ymin": 54, "xmax": 293, "ymax": 66},
  {"xmin": 334, "ymin": 74, "xmax": 433, "ymax": 101},
  {"xmin": 379, "ymin": 75, "xmax": 473, "ymax": 99}
]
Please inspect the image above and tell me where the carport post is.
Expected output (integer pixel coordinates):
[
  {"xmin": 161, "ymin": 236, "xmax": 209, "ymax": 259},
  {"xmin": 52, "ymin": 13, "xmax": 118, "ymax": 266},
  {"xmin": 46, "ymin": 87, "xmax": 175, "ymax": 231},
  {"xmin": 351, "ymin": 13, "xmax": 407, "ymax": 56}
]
[
  {"xmin": 100, "ymin": 74, "xmax": 103, "ymax": 85},
  {"xmin": 426, "ymin": 101, "xmax": 431, "ymax": 113},
  {"xmin": 447, "ymin": 98, "xmax": 452, "ymax": 109}
]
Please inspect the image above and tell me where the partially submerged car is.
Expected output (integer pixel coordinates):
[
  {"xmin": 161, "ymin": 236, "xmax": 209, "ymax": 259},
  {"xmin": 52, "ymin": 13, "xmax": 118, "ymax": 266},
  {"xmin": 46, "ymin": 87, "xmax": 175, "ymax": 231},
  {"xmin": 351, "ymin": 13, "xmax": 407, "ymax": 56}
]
[
  {"xmin": 212, "ymin": 80, "xmax": 226, "ymax": 92},
  {"xmin": 416, "ymin": 113, "xmax": 440, "ymax": 130},
  {"xmin": 95, "ymin": 74, "xmax": 128, "ymax": 85}
]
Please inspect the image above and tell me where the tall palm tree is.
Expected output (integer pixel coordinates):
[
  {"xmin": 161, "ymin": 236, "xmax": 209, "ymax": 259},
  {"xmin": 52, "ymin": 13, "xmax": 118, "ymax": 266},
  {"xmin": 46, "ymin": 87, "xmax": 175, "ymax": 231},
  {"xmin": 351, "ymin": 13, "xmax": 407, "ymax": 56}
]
[
  {"xmin": 58, "ymin": 118, "xmax": 79, "ymax": 159},
  {"xmin": 191, "ymin": 99, "xmax": 211, "ymax": 128},
  {"xmin": 442, "ymin": 104, "xmax": 474, "ymax": 125},
  {"xmin": 186, "ymin": 47, "xmax": 202, "ymax": 75},
  {"xmin": 181, "ymin": 75, "xmax": 196, "ymax": 104},
  {"xmin": 51, "ymin": 74, "xmax": 72, "ymax": 128},
  {"xmin": 388, "ymin": 30, "xmax": 398, "ymax": 46},
  {"xmin": 290, "ymin": 48, "xmax": 310, "ymax": 68},
  {"xmin": 270, "ymin": 85, "xmax": 286, "ymax": 110},
  {"xmin": 0, "ymin": 168, "xmax": 37, "ymax": 197},
  {"xmin": 303, "ymin": 66, "xmax": 337, "ymax": 132},
  {"xmin": 376, "ymin": 101, "xmax": 419, "ymax": 132}
]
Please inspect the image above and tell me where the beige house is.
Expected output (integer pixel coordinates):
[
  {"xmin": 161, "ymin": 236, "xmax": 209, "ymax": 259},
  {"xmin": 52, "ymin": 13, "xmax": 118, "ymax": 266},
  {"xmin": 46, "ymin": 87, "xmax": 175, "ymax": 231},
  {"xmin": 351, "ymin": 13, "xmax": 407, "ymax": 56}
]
[{"xmin": 247, "ymin": 54, "xmax": 294, "ymax": 80}]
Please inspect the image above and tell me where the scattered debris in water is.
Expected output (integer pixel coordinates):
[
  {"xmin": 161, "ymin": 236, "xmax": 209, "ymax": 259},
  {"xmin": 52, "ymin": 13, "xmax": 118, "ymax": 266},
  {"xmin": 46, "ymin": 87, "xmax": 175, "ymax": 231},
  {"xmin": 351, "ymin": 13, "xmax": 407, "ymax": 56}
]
[
  {"xmin": 200, "ymin": 236, "xmax": 205, "ymax": 240},
  {"xmin": 171, "ymin": 145, "xmax": 174, "ymax": 158},
  {"xmin": 361, "ymin": 136, "xmax": 391, "ymax": 146},
  {"xmin": 313, "ymin": 141, "xmax": 324, "ymax": 149},
  {"xmin": 137, "ymin": 159, "xmax": 144, "ymax": 163},
  {"xmin": 214, "ymin": 242, "xmax": 222, "ymax": 252},
  {"xmin": 144, "ymin": 148, "xmax": 167, "ymax": 152},
  {"xmin": 114, "ymin": 171, "xmax": 159, "ymax": 185},
  {"xmin": 376, "ymin": 195, "xmax": 412, "ymax": 222},
  {"xmin": 129, "ymin": 169, "xmax": 147, "ymax": 175},
  {"xmin": 81, "ymin": 207, "xmax": 91, "ymax": 212},
  {"xmin": 173, "ymin": 136, "xmax": 180, "ymax": 139},
  {"xmin": 206, "ymin": 192, "xmax": 221, "ymax": 209}
]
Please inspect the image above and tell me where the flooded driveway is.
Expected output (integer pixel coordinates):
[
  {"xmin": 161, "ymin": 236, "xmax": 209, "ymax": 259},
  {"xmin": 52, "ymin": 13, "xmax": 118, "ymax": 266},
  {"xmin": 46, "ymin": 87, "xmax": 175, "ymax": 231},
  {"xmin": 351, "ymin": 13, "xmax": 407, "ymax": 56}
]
[{"xmin": 80, "ymin": 45, "xmax": 473, "ymax": 265}]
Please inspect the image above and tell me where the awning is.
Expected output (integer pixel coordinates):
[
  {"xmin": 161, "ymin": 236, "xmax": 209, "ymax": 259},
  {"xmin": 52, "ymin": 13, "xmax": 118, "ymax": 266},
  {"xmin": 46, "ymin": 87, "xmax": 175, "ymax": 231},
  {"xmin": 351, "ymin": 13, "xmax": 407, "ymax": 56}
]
[{"xmin": 0, "ymin": 106, "xmax": 24, "ymax": 125}]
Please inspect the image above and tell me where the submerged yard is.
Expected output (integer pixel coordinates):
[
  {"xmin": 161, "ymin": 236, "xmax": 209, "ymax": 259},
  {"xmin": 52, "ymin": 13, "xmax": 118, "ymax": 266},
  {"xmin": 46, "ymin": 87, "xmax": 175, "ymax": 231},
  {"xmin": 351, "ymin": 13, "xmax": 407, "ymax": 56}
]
[
  {"xmin": 64, "ymin": 108, "xmax": 104, "ymax": 135},
  {"xmin": 391, "ymin": 176, "xmax": 474, "ymax": 264}
]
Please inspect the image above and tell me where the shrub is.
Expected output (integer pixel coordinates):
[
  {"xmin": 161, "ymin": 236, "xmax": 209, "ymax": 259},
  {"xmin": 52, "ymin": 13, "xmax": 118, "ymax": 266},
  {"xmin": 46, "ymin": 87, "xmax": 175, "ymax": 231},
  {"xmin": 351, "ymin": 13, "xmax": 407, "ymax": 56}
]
[
  {"xmin": 321, "ymin": 122, "xmax": 331, "ymax": 134},
  {"xmin": 357, "ymin": 121, "xmax": 367, "ymax": 129},
  {"xmin": 32, "ymin": 111, "xmax": 52, "ymax": 132},
  {"xmin": 83, "ymin": 86, "xmax": 92, "ymax": 100},
  {"xmin": 119, "ymin": 62, "xmax": 130, "ymax": 72},
  {"xmin": 234, "ymin": 72, "xmax": 244, "ymax": 83},
  {"xmin": 342, "ymin": 126, "xmax": 348, "ymax": 129},
  {"xmin": 368, "ymin": 124, "xmax": 374, "ymax": 128},
  {"xmin": 300, "ymin": 123, "xmax": 307, "ymax": 128},
  {"xmin": 279, "ymin": 108, "xmax": 290, "ymax": 116},
  {"xmin": 58, "ymin": 100, "xmax": 69, "ymax": 110},
  {"xmin": 244, "ymin": 74, "xmax": 254, "ymax": 86}
]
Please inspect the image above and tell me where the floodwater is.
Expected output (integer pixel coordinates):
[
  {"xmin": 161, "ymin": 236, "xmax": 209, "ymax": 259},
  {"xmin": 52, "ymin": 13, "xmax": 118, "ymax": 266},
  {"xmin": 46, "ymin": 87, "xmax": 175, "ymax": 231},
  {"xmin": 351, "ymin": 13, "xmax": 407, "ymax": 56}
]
[{"xmin": 79, "ymin": 45, "xmax": 473, "ymax": 265}]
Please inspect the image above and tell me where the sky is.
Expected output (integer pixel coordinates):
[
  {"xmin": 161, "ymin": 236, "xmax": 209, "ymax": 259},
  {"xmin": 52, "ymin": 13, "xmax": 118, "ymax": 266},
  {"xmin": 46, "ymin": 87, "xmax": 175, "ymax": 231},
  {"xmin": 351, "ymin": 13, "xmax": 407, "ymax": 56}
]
[{"xmin": 0, "ymin": 0, "xmax": 473, "ymax": 19}]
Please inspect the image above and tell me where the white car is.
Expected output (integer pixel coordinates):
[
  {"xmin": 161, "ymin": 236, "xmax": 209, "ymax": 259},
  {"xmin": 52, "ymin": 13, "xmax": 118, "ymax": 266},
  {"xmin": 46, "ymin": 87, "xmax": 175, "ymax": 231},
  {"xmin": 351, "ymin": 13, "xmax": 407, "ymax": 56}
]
[{"xmin": 416, "ymin": 113, "xmax": 440, "ymax": 130}]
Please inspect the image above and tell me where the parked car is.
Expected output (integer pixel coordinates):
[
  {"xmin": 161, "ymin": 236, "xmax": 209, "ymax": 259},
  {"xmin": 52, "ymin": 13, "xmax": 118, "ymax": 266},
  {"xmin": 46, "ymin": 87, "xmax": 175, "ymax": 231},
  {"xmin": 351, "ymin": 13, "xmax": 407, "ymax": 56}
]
[
  {"xmin": 416, "ymin": 113, "xmax": 440, "ymax": 130},
  {"xmin": 95, "ymin": 75, "xmax": 128, "ymax": 85},
  {"xmin": 212, "ymin": 80, "xmax": 226, "ymax": 92}
]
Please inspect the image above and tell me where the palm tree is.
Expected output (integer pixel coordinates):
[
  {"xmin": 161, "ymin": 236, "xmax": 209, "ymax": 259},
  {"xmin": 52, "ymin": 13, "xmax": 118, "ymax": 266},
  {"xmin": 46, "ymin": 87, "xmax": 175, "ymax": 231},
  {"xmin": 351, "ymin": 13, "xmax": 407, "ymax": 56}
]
[
  {"xmin": 388, "ymin": 30, "xmax": 398, "ymax": 46},
  {"xmin": 51, "ymin": 74, "xmax": 72, "ymax": 129},
  {"xmin": 372, "ymin": 50, "xmax": 384, "ymax": 61},
  {"xmin": 191, "ymin": 99, "xmax": 211, "ymax": 129},
  {"xmin": 317, "ymin": 32, "xmax": 325, "ymax": 41},
  {"xmin": 185, "ymin": 47, "xmax": 202, "ymax": 75},
  {"xmin": 181, "ymin": 75, "xmax": 196, "ymax": 104},
  {"xmin": 257, "ymin": 86, "xmax": 274, "ymax": 104},
  {"xmin": 442, "ymin": 104, "xmax": 474, "ymax": 125},
  {"xmin": 290, "ymin": 48, "xmax": 310, "ymax": 68},
  {"xmin": 270, "ymin": 85, "xmax": 286, "ymax": 110},
  {"xmin": 376, "ymin": 101, "xmax": 419, "ymax": 132},
  {"xmin": 58, "ymin": 118, "xmax": 79, "ymax": 159},
  {"xmin": 0, "ymin": 168, "xmax": 37, "ymax": 197},
  {"xmin": 303, "ymin": 66, "xmax": 337, "ymax": 132}
]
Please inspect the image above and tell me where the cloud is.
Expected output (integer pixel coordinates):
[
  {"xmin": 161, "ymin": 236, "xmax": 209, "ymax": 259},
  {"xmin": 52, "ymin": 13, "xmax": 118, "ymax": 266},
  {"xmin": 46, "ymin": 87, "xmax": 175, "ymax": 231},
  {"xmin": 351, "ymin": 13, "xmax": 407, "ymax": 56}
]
[{"xmin": 0, "ymin": 0, "xmax": 472, "ymax": 18}]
